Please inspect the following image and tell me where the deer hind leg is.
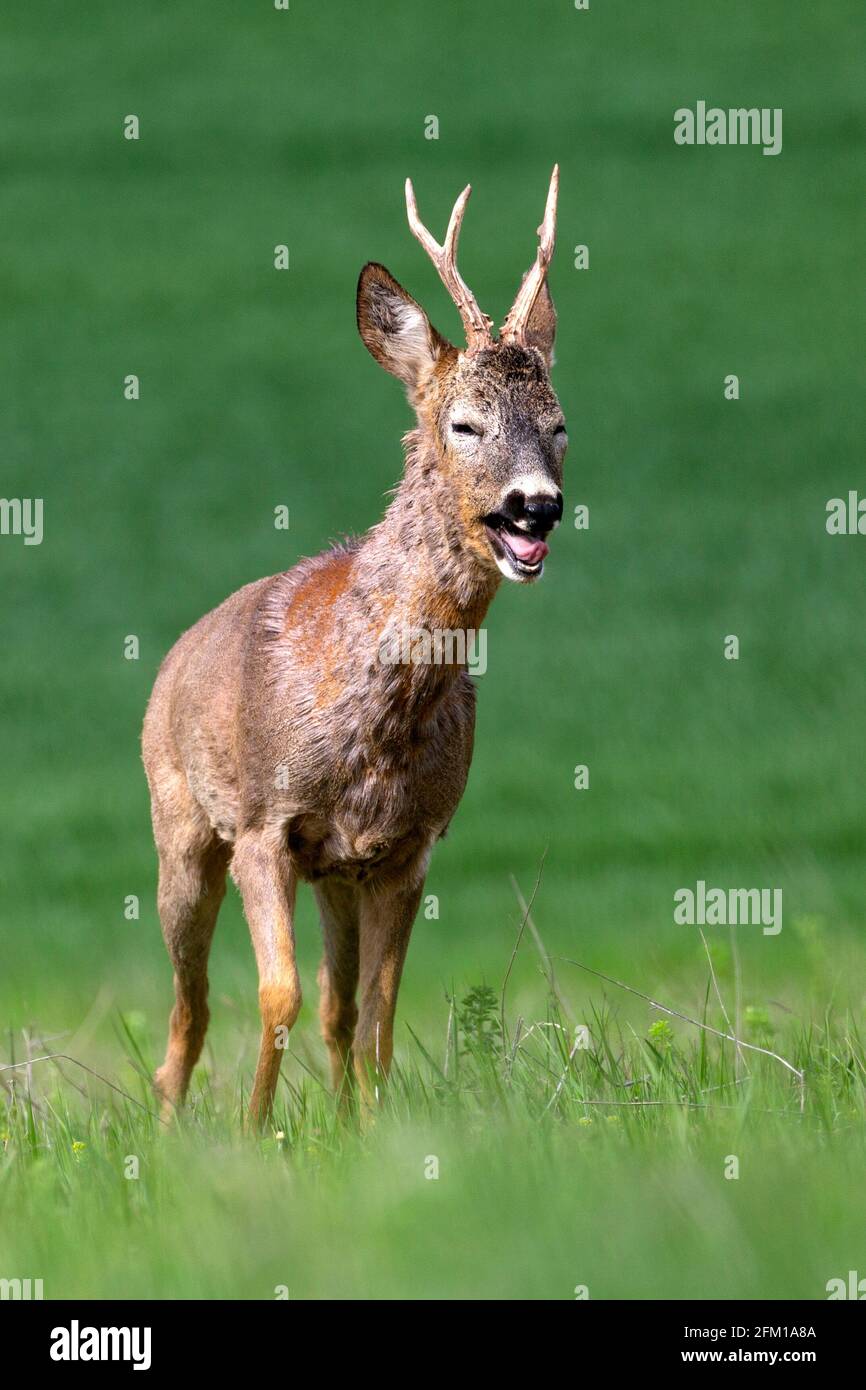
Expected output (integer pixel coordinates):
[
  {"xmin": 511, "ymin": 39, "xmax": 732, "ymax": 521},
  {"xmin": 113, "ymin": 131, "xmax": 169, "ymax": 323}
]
[
  {"xmin": 153, "ymin": 826, "xmax": 230, "ymax": 1119},
  {"xmin": 231, "ymin": 831, "xmax": 301, "ymax": 1130},
  {"xmin": 354, "ymin": 878, "xmax": 424, "ymax": 1122},
  {"xmin": 313, "ymin": 879, "xmax": 360, "ymax": 1110}
]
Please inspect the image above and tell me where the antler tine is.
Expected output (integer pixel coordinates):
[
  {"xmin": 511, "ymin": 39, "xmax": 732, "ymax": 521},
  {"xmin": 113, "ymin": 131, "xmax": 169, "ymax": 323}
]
[
  {"xmin": 405, "ymin": 178, "xmax": 494, "ymax": 352},
  {"xmin": 442, "ymin": 184, "xmax": 471, "ymax": 259},
  {"xmin": 499, "ymin": 164, "xmax": 560, "ymax": 343}
]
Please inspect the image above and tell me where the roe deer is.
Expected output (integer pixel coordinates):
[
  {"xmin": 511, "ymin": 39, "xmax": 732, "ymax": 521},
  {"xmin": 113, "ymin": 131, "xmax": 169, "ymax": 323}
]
[{"xmin": 142, "ymin": 167, "xmax": 567, "ymax": 1127}]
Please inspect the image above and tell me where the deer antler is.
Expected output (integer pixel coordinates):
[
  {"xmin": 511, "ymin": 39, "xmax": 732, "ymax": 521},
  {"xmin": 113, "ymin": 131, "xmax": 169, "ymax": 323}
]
[
  {"xmin": 404, "ymin": 178, "xmax": 494, "ymax": 353},
  {"xmin": 499, "ymin": 164, "xmax": 559, "ymax": 345}
]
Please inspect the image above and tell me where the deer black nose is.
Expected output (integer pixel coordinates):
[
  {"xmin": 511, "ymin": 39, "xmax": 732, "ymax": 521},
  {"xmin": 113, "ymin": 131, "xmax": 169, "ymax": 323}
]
[{"xmin": 505, "ymin": 490, "xmax": 563, "ymax": 534}]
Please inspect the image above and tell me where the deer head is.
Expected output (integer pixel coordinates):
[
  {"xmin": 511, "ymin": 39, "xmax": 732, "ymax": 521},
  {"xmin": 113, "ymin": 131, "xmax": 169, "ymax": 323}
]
[{"xmin": 357, "ymin": 167, "xmax": 566, "ymax": 584}]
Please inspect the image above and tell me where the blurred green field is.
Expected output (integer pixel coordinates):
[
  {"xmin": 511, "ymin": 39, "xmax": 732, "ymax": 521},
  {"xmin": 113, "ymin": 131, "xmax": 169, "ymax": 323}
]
[{"xmin": 1, "ymin": 0, "xmax": 864, "ymax": 1300}]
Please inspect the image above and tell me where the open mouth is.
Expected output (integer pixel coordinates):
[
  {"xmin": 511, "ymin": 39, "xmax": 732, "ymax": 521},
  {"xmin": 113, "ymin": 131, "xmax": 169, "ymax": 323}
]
[{"xmin": 483, "ymin": 514, "xmax": 550, "ymax": 578}]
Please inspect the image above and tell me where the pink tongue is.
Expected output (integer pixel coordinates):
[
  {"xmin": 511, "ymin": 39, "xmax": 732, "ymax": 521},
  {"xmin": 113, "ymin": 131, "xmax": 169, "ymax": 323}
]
[{"xmin": 506, "ymin": 531, "xmax": 549, "ymax": 565}]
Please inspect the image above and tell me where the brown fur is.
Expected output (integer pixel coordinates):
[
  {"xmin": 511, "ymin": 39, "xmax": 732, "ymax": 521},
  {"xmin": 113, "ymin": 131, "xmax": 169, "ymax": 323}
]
[{"xmin": 142, "ymin": 182, "xmax": 567, "ymax": 1128}]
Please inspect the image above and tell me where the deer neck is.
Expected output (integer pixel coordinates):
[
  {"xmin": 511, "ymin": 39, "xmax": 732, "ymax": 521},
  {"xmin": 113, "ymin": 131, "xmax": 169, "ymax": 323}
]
[{"xmin": 352, "ymin": 430, "xmax": 498, "ymax": 707}]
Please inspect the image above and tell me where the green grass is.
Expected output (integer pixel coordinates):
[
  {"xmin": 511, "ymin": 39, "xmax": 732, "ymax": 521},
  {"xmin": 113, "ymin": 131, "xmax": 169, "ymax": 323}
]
[
  {"xmin": 1, "ymin": 0, "xmax": 864, "ymax": 1299},
  {"xmin": 3, "ymin": 945, "xmax": 865, "ymax": 1300}
]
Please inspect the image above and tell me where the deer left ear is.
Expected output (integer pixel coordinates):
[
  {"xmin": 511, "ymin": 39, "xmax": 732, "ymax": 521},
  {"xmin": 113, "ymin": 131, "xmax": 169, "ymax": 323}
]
[
  {"xmin": 357, "ymin": 262, "xmax": 452, "ymax": 390},
  {"xmin": 523, "ymin": 279, "xmax": 557, "ymax": 369}
]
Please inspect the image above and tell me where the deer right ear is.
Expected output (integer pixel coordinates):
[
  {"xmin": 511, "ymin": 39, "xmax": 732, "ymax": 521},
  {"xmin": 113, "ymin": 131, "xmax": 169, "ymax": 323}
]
[
  {"xmin": 357, "ymin": 262, "xmax": 451, "ymax": 390},
  {"xmin": 523, "ymin": 279, "xmax": 557, "ymax": 369}
]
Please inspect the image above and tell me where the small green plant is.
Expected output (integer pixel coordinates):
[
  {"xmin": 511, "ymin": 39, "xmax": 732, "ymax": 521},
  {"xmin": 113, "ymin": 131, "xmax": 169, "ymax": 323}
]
[
  {"xmin": 456, "ymin": 985, "xmax": 503, "ymax": 1060},
  {"xmin": 647, "ymin": 1018, "xmax": 675, "ymax": 1052}
]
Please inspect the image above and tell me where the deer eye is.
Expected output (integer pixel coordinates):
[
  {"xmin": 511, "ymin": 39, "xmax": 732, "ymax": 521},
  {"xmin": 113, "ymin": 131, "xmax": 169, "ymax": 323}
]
[{"xmin": 451, "ymin": 421, "xmax": 482, "ymax": 437}]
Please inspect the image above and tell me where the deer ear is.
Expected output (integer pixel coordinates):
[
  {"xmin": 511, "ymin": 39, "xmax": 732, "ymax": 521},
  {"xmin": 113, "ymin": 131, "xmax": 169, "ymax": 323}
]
[
  {"xmin": 523, "ymin": 279, "xmax": 557, "ymax": 369},
  {"xmin": 357, "ymin": 262, "xmax": 451, "ymax": 389}
]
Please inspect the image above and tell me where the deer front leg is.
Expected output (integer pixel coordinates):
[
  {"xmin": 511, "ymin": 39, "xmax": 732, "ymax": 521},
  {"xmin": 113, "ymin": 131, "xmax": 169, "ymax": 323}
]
[
  {"xmin": 354, "ymin": 877, "xmax": 424, "ymax": 1121},
  {"xmin": 231, "ymin": 831, "xmax": 301, "ymax": 1131}
]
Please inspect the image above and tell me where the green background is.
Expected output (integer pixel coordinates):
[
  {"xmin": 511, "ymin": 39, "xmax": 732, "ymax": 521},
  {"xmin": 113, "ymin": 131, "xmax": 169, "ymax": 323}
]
[{"xmin": 1, "ymin": 0, "xmax": 864, "ymax": 1300}]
